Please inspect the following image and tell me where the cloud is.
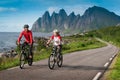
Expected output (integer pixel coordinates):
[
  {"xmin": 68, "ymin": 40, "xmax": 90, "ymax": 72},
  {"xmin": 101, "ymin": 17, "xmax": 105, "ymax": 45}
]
[
  {"xmin": 0, "ymin": 7, "xmax": 17, "ymax": 12},
  {"xmin": 47, "ymin": 4, "xmax": 93, "ymax": 15}
]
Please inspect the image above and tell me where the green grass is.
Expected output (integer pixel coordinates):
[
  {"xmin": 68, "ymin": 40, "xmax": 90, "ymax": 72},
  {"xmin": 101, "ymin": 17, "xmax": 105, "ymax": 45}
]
[
  {"xmin": 0, "ymin": 35, "xmax": 106, "ymax": 71},
  {"xmin": 0, "ymin": 58, "xmax": 19, "ymax": 70},
  {"xmin": 62, "ymin": 39, "xmax": 105, "ymax": 54},
  {"xmin": 105, "ymin": 53, "xmax": 120, "ymax": 80}
]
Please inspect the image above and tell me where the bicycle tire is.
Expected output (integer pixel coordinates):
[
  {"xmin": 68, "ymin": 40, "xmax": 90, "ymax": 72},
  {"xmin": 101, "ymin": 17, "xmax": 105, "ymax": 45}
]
[
  {"xmin": 20, "ymin": 53, "xmax": 25, "ymax": 69},
  {"xmin": 48, "ymin": 54, "xmax": 55, "ymax": 69}
]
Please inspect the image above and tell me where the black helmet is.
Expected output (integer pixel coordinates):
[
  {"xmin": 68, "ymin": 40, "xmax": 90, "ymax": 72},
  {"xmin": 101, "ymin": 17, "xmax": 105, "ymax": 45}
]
[{"xmin": 24, "ymin": 24, "xmax": 29, "ymax": 28}]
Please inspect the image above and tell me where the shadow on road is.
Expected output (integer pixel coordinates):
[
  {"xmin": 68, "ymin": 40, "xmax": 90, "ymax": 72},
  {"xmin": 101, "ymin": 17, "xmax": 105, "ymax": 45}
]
[
  {"xmin": 21, "ymin": 64, "xmax": 114, "ymax": 71},
  {"xmin": 21, "ymin": 64, "xmax": 48, "ymax": 70},
  {"xmin": 61, "ymin": 65, "xmax": 114, "ymax": 71}
]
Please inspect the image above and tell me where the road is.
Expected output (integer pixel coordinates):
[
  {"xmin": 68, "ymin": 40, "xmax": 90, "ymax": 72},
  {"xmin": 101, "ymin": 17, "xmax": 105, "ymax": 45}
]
[{"xmin": 0, "ymin": 43, "xmax": 119, "ymax": 80}]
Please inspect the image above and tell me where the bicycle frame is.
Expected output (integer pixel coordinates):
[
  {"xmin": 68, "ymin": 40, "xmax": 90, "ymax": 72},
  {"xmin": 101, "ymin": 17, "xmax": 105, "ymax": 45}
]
[{"xmin": 20, "ymin": 42, "xmax": 30, "ymax": 57}]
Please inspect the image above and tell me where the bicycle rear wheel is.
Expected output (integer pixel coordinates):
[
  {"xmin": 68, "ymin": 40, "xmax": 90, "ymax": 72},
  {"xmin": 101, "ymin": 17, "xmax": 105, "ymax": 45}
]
[
  {"xmin": 48, "ymin": 54, "xmax": 55, "ymax": 69},
  {"xmin": 20, "ymin": 53, "xmax": 25, "ymax": 69},
  {"xmin": 57, "ymin": 54, "xmax": 63, "ymax": 67}
]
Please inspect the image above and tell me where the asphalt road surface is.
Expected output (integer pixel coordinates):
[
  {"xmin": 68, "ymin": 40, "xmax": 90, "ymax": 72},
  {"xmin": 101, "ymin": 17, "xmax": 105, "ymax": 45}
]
[{"xmin": 0, "ymin": 43, "xmax": 119, "ymax": 80}]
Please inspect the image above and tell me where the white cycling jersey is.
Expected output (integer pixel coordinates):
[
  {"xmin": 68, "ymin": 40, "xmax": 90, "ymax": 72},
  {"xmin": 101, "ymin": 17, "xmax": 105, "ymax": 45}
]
[{"xmin": 51, "ymin": 35, "xmax": 62, "ymax": 46}]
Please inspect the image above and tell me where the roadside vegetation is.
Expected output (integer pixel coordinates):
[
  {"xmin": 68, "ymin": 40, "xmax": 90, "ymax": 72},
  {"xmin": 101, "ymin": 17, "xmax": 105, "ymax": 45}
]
[
  {"xmin": 88, "ymin": 26, "xmax": 120, "ymax": 80},
  {"xmin": 0, "ymin": 34, "xmax": 106, "ymax": 71}
]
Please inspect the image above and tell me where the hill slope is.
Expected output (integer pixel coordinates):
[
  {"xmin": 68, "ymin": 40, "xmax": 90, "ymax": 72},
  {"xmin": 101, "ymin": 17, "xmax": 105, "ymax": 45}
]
[{"xmin": 88, "ymin": 26, "xmax": 120, "ymax": 46}]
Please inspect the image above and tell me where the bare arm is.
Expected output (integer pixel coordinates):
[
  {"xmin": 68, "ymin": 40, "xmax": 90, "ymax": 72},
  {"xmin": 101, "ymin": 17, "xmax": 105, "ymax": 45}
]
[
  {"xmin": 47, "ymin": 38, "xmax": 52, "ymax": 45},
  {"xmin": 58, "ymin": 36, "xmax": 62, "ymax": 45}
]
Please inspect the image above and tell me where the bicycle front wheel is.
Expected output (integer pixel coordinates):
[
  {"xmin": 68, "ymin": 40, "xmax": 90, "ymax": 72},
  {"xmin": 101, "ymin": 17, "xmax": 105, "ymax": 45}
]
[
  {"xmin": 57, "ymin": 54, "xmax": 63, "ymax": 67},
  {"xmin": 48, "ymin": 54, "xmax": 55, "ymax": 69},
  {"xmin": 20, "ymin": 53, "xmax": 25, "ymax": 69}
]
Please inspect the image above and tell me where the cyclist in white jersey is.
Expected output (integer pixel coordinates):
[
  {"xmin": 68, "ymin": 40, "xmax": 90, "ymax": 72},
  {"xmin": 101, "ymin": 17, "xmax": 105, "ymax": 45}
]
[{"xmin": 47, "ymin": 29, "xmax": 62, "ymax": 53}]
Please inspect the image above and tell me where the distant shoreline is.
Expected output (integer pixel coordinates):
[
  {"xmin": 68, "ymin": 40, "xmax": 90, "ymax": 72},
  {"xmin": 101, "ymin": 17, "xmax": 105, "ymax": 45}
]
[
  {"xmin": 0, "ymin": 32, "xmax": 51, "ymax": 53},
  {"xmin": 0, "ymin": 32, "xmax": 70, "ymax": 53}
]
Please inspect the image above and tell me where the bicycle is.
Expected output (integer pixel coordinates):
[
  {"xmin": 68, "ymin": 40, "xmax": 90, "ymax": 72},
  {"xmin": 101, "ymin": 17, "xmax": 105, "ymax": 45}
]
[
  {"xmin": 19, "ymin": 42, "xmax": 33, "ymax": 69},
  {"xmin": 48, "ymin": 46, "xmax": 63, "ymax": 69}
]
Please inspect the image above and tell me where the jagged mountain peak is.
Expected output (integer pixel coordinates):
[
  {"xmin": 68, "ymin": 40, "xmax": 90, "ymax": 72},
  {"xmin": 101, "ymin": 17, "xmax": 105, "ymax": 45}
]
[
  {"xmin": 69, "ymin": 12, "xmax": 75, "ymax": 16},
  {"xmin": 32, "ymin": 6, "xmax": 120, "ymax": 33},
  {"xmin": 59, "ymin": 9, "xmax": 66, "ymax": 13},
  {"xmin": 59, "ymin": 9, "xmax": 67, "ymax": 16},
  {"xmin": 42, "ymin": 11, "xmax": 50, "ymax": 17},
  {"xmin": 52, "ymin": 11, "xmax": 58, "ymax": 16}
]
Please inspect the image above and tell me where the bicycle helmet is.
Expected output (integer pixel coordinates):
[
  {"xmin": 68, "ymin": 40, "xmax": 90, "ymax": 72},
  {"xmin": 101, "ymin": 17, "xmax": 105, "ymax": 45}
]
[
  {"xmin": 24, "ymin": 24, "xmax": 29, "ymax": 28},
  {"xmin": 53, "ymin": 29, "xmax": 59, "ymax": 33}
]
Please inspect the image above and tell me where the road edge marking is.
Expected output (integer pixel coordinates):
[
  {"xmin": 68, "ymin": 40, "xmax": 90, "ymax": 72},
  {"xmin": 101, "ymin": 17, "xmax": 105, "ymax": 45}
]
[
  {"xmin": 93, "ymin": 72, "xmax": 102, "ymax": 80},
  {"xmin": 109, "ymin": 58, "xmax": 113, "ymax": 61},
  {"xmin": 93, "ymin": 54, "xmax": 117, "ymax": 80},
  {"xmin": 112, "ymin": 54, "xmax": 116, "ymax": 58},
  {"xmin": 104, "ymin": 62, "xmax": 109, "ymax": 67}
]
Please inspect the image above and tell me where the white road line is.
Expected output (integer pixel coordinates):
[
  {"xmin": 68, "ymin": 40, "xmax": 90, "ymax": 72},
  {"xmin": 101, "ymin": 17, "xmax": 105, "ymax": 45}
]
[
  {"xmin": 112, "ymin": 55, "xmax": 114, "ymax": 58},
  {"xmin": 104, "ymin": 62, "xmax": 109, "ymax": 67},
  {"xmin": 109, "ymin": 58, "xmax": 113, "ymax": 61},
  {"xmin": 112, "ymin": 54, "xmax": 116, "ymax": 58},
  {"xmin": 93, "ymin": 72, "xmax": 102, "ymax": 80}
]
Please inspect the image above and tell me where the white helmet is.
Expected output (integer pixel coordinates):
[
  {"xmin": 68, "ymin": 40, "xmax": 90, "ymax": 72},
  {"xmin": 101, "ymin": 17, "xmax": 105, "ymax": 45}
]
[{"xmin": 53, "ymin": 29, "xmax": 59, "ymax": 33}]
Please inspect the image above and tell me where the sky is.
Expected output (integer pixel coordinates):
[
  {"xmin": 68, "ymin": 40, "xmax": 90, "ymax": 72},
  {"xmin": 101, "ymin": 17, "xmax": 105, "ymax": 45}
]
[{"xmin": 0, "ymin": 0, "xmax": 120, "ymax": 32}]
